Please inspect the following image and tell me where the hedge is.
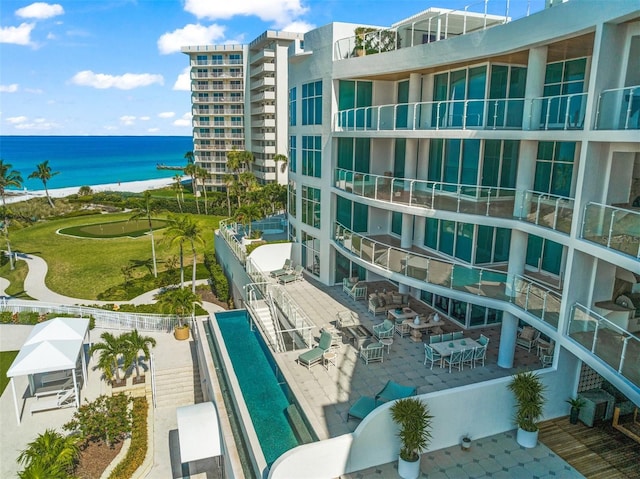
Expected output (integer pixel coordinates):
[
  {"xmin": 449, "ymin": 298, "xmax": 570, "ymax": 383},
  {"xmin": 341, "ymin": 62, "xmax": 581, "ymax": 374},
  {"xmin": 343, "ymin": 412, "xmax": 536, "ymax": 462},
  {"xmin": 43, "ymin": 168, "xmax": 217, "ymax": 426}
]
[{"xmin": 108, "ymin": 396, "xmax": 148, "ymax": 479}]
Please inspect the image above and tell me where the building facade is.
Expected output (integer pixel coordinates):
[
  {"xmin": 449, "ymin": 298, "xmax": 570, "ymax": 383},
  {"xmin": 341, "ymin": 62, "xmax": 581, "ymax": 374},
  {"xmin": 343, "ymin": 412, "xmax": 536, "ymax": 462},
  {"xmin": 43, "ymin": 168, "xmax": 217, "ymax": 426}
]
[
  {"xmin": 287, "ymin": 0, "xmax": 640, "ymax": 405},
  {"xmin": 182, "ymin": 31, "xmax": 303, "ymax": 191}
]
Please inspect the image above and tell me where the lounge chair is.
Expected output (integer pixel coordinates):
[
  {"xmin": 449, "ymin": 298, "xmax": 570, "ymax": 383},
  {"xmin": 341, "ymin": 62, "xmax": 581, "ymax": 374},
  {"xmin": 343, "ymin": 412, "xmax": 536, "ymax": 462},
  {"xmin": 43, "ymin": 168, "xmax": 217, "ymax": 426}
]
[
  {"xmin": 359, "ymin": 341, "xmax": 384, "ymax": 364},
  {"xmin": 373, "ymin": 320, "xmax": 394, "ymax": 340},
  {"xmin": 297, "ymin": 331, "xmax": 332, "ymax": 370},
  {"xmin": 347, "ymin": 396, "xmax": 378, "ymax": 421},
  {"xmin": 374, "ymin": 380, "xmax": 416, "ymax": 404},
  {"xmin": 270, "ymin": 259, "xmax": 292, "ymax": 278},
  {"xmin": 279, "ymin": 265, "xmax": 304, "ymax": 284},
  {"xmin": 516, "ymin": 326, "xmax": 540, "ymax": 352}
]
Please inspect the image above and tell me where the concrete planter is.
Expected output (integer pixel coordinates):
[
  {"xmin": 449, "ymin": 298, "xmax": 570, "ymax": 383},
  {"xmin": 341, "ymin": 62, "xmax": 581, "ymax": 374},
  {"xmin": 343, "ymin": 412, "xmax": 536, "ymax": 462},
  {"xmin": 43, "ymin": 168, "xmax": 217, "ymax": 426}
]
[
  {"xmin": 516, "ymin": 427, "xmax": 539, "ymax": 448},
  {"xmin": 398, "ymin": 457, "xmax": 420, "ymax": 479},
  {"xmin": 174, "ymin": 325, "xmax": 190, "ymax": 341}
]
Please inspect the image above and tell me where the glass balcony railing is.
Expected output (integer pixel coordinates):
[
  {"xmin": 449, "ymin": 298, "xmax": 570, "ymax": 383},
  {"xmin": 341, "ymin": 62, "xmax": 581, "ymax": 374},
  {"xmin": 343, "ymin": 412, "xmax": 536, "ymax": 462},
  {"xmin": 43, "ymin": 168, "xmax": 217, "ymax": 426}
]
[
  {"xmin": 334, "ymin": 98, "xmax": 524, "ymax": 131},
  {"xmin": 334, "ymin": 169, "xmax": 574, "ymax": 235},
  {"xmin": 219, "ymin": 218, "xmax": 247, "ymax": 264},
  {"xmin": 334, "ymin": 222, "xmax": 561, "ymax": 328},
  {"xmin": 595, "ymin": 85, "xmax": 640, "ymax": 130},
  {"xmin": 516, "ymin": 191, "xmax": 574, "ymax": 235},
  {"xmin": 528, "ymin": 93, "xmax": 587, "ymax": 130},
  {"xmin": 581, "ymin": 202, "xmax": 640, "ymax": 259},
  {"xmin": 568, "ymin": 303, "xmax": 640, "ymax": 389}
]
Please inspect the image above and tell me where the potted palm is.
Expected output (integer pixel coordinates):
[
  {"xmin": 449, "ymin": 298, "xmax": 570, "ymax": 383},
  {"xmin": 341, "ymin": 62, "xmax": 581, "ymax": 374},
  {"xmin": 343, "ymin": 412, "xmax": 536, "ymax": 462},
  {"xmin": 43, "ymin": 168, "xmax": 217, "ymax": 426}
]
[
  {"xmin": 390, "ymin": 397, "xmax": 433, "ymax": 479},
  {"xmin": 155, "ymin": 287, "xmax": 202, "ymax": 340},
  {"xmin": 566, "ymin": 396, "xmax": 586, "ymax": 425},
  {"xmin": 507, "ymin": 371, "xmax": 547, "ymax": 448}
]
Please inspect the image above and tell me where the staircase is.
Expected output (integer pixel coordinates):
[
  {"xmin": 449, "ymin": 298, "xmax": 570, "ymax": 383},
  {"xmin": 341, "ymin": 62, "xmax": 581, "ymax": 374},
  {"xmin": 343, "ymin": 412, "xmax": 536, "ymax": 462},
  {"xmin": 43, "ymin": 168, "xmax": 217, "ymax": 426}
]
[
  {"xmin": 153, "ymin": 344, "xmax": 204, "ymax": 409},
  {"xmin": 253, "ymin": 300, "xmax": 279, "ymax": 350}
]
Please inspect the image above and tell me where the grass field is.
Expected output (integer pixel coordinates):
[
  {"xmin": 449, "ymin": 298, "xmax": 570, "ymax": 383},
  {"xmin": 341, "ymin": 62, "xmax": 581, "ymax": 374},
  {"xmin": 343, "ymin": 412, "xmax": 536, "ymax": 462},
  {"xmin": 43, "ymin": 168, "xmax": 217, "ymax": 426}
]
[
  {"xmin": 8, "ymin": 212, "xmax": 223, "ymax": 300},
  {"xmin": 59, "ymin": 219, "xmax": 168, "ymax": 239},
  {"xmin": 0, "ymin": 351, "xmax": 19, "ymax": 395},
  {"xmin": 0, "ymin": 261, "xmax": 32, "ymax": 299}
]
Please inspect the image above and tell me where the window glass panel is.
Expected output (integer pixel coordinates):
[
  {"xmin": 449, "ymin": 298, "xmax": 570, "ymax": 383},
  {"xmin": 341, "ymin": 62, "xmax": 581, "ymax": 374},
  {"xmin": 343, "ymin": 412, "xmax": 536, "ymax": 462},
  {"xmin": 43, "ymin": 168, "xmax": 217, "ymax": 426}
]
[
  {"xmin": 336, "ymin": 196, "xmax": 351, "ymax": 228},
  {"xmin": 356, "ymin": 81, "xmax": 373, "ymax": 107},
  {"xmin": 501, "ymin": 140, "xmax": 519, "ymax": 188},
  {"xmin": 391, "ymin": 211, "xmax": 403, "ymax": 235},
  {"xmin": 489, "ymin": 65, "xmax": 508, "ymax": 99},
  {"xmin": 394, "ymin": 139, "xmax": 406, "ymax": 177},
  {"xmin": 545, "ymin": 62, "xmax": 563, "ymax": 84},
  {"xmin": 526, "ymin": 235, "xmax": 543, "ymax": 268},
  {"xmin": 461, "ymin": 140, "xmax": 480, "ymax": 185},
  {"xmin": 433, "ymin": 73, "xmax": 448, "ymax": 101},
  {"xmin": 396, "ymin": 80, "xmax": 409, "ymax": 128},
  {"xmin": 564, "ymin": 58, "xmax": 586, "ymax": 82},
  {"xmin": 444, "ymin": 139, "xmax": 461, "ymax": 186},
  {"xmin": 337, "ymin": 138, "xmax": 353, "ymax": 170},
  {"xmin": 494, "ymin": 228, "xmax": 511, "ymax": 262},
  {"xmin": 470, "ymin": 304, "xmax": 486, "ymax": 326},
  {"xmin": 424, "ymin": 218, "xmax": 438, "ymax": 249},
  {"xmin": 481, "ymin": 140, "xmax": 500, "ymax": 187},
  {"xmin": 354, "ymin": 138, "xmax": 370, "ymax": 173},
  {"xmin": 551, "ymin": 162, "xmax": 573, "ymax": 197},
  {"xmin": 509, "ymin": 67, "xmax": 527, "ymax": 98},
  {"xmin": 533, "ymin": 162, "xmax": 552, "ymax": 193},
  {"xmin": 475, "ymin": 225, "xmax": 494, "ymax": 263},
  {"xmin": 428, "ymin": 139, "xmax": 443, "ymax": 182},
  {"xmin": 542, "ymin": 239, "xmax": 563, "ymax": 275},
  {"xmin": 339, "ymin": 80, "xmax": 355, "ymax": 110},
  {"xmin": 455, "ymin": 222, "xmax": 473, "ymax": 262},
  {"xmin": 353, "ymin": 202, "xmax": 368, "ymax": 232},
  {"xmin": 439, "ymin": 220, "xmax": 455, "ymax": 256}
]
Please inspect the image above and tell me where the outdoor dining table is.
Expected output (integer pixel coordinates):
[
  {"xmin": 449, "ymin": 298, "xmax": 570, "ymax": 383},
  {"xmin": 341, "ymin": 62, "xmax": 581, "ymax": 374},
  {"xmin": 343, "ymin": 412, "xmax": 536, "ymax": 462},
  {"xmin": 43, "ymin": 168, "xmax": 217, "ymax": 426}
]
[{"xmin": 430, "ymin": 337, "xmax": 481, "ymax": 357}]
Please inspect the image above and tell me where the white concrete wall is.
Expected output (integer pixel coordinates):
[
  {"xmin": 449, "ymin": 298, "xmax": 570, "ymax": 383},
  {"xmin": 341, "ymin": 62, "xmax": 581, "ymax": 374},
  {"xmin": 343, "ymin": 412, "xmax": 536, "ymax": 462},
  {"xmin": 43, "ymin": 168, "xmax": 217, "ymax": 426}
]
[
  {"xmin": 269, "ymin": 358, "xmax": 578, "ymax": 479},
  {"xmin": 247, "ymin": 242, "xmax": 293, "ymax": 273}
]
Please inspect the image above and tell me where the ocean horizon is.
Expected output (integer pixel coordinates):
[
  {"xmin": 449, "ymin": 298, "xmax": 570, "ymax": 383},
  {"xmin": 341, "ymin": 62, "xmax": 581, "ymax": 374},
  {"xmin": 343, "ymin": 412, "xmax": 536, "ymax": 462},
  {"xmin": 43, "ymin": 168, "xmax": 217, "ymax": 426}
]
[{"xmin": 0, "ymin": 135, "xmax": 193, "ymax": 191}]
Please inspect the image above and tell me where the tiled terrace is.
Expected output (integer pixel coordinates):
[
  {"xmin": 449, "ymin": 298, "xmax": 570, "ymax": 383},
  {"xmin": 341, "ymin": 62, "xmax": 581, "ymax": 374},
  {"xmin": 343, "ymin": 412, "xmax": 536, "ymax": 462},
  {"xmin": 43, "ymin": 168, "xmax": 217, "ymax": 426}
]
[{"xmin": 272, "ymin": 275, "xmax": 544, "ymax": 441}]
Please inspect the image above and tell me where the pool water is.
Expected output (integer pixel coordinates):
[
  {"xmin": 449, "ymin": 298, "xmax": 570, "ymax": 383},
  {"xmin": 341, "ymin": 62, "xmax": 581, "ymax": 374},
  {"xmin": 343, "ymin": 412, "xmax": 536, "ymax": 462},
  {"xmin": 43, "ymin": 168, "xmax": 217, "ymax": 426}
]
[{"xmin": 213, "ymin": 310, "xmax": 311, "ymax": 465}]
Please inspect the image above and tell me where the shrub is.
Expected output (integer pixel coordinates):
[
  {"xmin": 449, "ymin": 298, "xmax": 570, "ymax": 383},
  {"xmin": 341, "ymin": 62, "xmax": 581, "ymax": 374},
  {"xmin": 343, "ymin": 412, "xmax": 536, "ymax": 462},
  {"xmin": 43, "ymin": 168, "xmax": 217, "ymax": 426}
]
[
  {"xmin": 64, "ymin": 394, "xmax": 133, "ymax": 447},
  {"xmin": 107, "ymin": 397, "xmax": 148, "ymax": 479}
]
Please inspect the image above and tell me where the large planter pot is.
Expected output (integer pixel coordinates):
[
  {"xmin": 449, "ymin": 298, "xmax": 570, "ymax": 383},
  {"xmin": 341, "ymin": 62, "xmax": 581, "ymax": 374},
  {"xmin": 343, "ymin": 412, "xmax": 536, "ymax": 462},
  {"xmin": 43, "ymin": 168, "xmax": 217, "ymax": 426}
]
[
  {"xmin": 398, "ymin": 457, "xmax": 420, "ymax": 479},
  {"xmin": 569, "ymin": 407, "xmax": 580, "ymax": 424},
  {"xmin": 516, "ymin": 427, "xmax": 539, "ymax": 448},
  {"xmin": 174, "ymin": 325, "xmax": 190, "ymax": 341}
]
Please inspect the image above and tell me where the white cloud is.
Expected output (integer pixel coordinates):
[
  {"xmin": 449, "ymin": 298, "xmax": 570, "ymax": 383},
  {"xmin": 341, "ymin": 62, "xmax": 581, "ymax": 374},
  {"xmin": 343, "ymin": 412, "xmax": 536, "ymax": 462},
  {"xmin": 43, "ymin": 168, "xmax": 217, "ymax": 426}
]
[
  {"xmin": 0, "ymin": 84, "xmax": 19, "ymax": 93},
  {"xmin": 16, "ymin": 3, "xmax": 64, "ymax": 19},
  {"xmin": 158, "ymin": 112, "xmax": 176, "ymax": 118},
  {"xmin": 120, "ymin": 115, "xmax": 136, "ymax": 126},
  {"xmin": 184, "ymin": 0, "xmax": 308, "ymax": 27},
  {"xmin": 139, "ymin": 116, "xmax": 150, "ymax": 121},
  {"xmin": 281, "ymin": 20, "xmax": 314, "ymax": 33},
  {"xmin": 0, "ymin": 23, "xmax": 35, "ymax": 45},
  {"xmin": 6, "ymin": 116, "xmax": 28, "ymax": 124},
  {"xmin": 70, "ymin": 71, "xmax": 164, "ymax": 90},
  {"xmin": 148, "ymin": 127, "xmax": 160, "ymax": 133},
  {"xmin": 173, "ymin": 67, "xmax": 191, "ymax": 91},
  {"xmin": 173, "ymin": 112, "xmax": 192, "ymax": 127},
  {"xmin": 158, "ymin": 23, "xmax": 225, "ymax": 54},
  {"xmin": 25, "ymin": 87, "xmax": 44, "ymax": 94}
]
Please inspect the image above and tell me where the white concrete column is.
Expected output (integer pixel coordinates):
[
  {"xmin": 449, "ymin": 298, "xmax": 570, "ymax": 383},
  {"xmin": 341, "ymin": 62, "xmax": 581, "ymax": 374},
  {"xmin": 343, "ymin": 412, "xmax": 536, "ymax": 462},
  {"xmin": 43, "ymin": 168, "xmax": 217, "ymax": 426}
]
[
  {"xmin": 513, "ymin": 140, "xmax": 538, "ymax": 219},
  {"xmin": 400, "ymin": 213, "xmax": 413, "ymax": 249},
  {"xmin": 405, "ymin": 139, "xmax": 418, "ymax": 179},
  {"xmin": 497, "ymin": 312, "xmax": 519, "ymax": 369},
  {"xmin": 522, "ymin": 46, "xmax": 548, "ymax": 130},
  {"xmin": 506, "ymin": 229, "xmax": 528, "ymax": 296}
]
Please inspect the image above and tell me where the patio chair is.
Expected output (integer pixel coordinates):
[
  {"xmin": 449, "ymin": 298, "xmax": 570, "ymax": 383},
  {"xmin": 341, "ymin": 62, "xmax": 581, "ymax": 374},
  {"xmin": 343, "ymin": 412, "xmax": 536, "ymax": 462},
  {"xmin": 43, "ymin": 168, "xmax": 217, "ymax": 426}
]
[
  {"xmin": 395, "ymin": 321, "xmax": 410, "ymax": 338},
  {"xmin": 279, "ymin": 265, "xmax": 304, "ymax": 284},
  {"xmin": 270, "ymin": 259, "xmax": 292, "ymax": 277},
  {"xmin": 478, "ymin": 334, "xmax": 490, "ymax": 346},
  {"xmin": 473, "ymin": 345, "xmax": 487, "ymax": 368},
  {"xmin": 540, "ymin": 344, "xmax": 555, "ymax": 367},
  {"xmin": 347, "ymin": 396, "xmax": 378, "ymax": 421},
  {"xmin": 516, "ymin": 326, "xmax": 540, "ymax": 352},
  {"xmin": 452, "ymin": 331, "xmax": 464, "ymax": 340},
  {"xmin": 441, "ymin": 333, "xmax": 453, "ymax": 342},
  {"xmin": 297, "ymin": 330, "xmax": 333, "ymax": 370},
  {"xmin": 423, "ymin": 344, "xmax": 441, "ymax": 370},
  {"xmin": 443, "ymin": 350, "xmax": 463, "ymax": 373},
  {"xmin": 373, "ymin": 320, "xmax": 394, "ymax": 340},
  {"xmin": 374, "ymin": 380, "xmax": 416, "ymax": 404},
  {"xmin": 30, "ymin": 388, "xmax": 76, "ymax": 415},
  {"xmin": 461, "ymin": 347, "xmax": 475, "ymax": 370},
  {"xmin": 359, "ymin": 341, "xmax": 384, "ymax": 364},
  {"xmin": 335, "ymin": 310, "xmax": 360, "ymax": 330},
  {"xmin": 320, "ymin": 326, "xmax": 342, "ymax": 349},
  {"xmin": 429, "ymin": 334, "xmax": 441, "ymax": 344}
]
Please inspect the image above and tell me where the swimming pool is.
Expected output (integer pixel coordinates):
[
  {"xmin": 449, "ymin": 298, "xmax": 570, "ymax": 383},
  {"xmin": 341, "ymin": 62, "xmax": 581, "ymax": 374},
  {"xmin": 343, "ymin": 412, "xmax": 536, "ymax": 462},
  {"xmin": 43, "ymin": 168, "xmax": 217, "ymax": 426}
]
[{"xmin": 207, "ymin": 310, "xmax": 315, "ymax": 466}]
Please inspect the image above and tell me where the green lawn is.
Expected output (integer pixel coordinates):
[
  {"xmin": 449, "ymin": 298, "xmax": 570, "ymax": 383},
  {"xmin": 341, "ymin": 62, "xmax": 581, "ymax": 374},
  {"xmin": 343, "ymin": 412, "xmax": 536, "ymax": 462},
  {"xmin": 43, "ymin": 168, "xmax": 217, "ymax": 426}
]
[
  {"xmin": 0, "ymin": 261, "xmax": 32, "ymax": 299},
  {"xmin": 59, "ymin": 219, "xmax": 168, "ymax": 238},
  {"xmin": 9, "ymin": 213, "xmax": 223, "ymax": 300},
  {"xmin": 1, "ymin": 351, "xmax": 19, "ymax": 395}
]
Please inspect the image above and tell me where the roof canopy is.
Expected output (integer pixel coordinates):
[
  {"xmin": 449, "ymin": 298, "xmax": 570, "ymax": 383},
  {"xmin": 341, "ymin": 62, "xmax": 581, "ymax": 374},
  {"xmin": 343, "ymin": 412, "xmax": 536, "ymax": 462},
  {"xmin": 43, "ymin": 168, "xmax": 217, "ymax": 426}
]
[
  {"xmin": 177, "ymin": 402, "xmax": 222, "ymax": 463},
  {"xmin": 7, "ymin": 317, "xmax": 89, "ymax": 377}
]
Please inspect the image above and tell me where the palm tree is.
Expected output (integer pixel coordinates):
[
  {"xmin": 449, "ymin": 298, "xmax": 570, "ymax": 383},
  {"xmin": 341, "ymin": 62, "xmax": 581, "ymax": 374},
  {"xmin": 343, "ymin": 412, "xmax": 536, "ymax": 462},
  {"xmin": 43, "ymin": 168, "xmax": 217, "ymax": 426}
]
[
  {"xmin": 17, "ymin": 429, "xmax": 79, "ymax": 478},
  {"xmin": 28, "ymin": 160, "xmax": 59, "ymax": 208},
  {"xmin": 235, "ymin": 204, "xmax": 261, "ymax": 238},
  {"xmin": 172, "ymin": 174, "xmax": 183, "ymax": 212},
  {"xmin": 184, "ymin": 163, "xmax": 200, "ymax": 214},
  {"xmin": 130, "ymin": 191, "xmax": 159, "ymax": 277},
  {"xmin": 196, "ymin": 165, "xmax": 210, "ymax": 215},
  {"xmin": 154, "ymin": 287, "xmax": 202, "ymax": 328},
  {"xmin": 164, "ymin": 214, "xmax": 203, "ymax": 290},
  {"xmin": 122, "ymin": 329, "xmax": 156, "ymax": 381},
  {"xmin": 272, "ymin": 154, "xmax": 287, "ymax": 184},
  {"xmin": 184, "ymin": 150, "xmax": 194, "ymax": 164},
  {"xmin": 89, "ymin": 332, "xmax": 126, "ymax": 384},
  {"xmin": 0, "ymin": 159, "xmax": 23, "ymax": 208},
  {"xmin": 223, "ymin": 174, "xmax": 235, "ymax": 217},
  {"xmin": 237, "ymin": 171, "xmax": 258, "ymax": 207}
]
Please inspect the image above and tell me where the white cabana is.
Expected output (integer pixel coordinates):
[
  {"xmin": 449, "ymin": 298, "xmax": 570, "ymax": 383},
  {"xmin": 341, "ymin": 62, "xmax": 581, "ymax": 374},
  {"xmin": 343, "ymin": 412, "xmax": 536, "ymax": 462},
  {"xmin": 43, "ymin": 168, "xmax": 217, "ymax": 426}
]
[
  {"xmin": 6, "ymin": 317, "xmax": 90, "ymax": 425},
  {"xmin": 177, "ymin": 402, "xmax": 222, "ymax": 464}
]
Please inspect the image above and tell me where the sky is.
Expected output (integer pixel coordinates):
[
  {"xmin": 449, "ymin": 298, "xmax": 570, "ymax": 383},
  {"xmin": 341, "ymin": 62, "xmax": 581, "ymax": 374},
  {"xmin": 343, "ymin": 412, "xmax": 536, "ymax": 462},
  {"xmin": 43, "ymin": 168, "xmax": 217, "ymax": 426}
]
[{"xmin": 0, "ymin": 0, "xmax": 545, "ymax": 136}]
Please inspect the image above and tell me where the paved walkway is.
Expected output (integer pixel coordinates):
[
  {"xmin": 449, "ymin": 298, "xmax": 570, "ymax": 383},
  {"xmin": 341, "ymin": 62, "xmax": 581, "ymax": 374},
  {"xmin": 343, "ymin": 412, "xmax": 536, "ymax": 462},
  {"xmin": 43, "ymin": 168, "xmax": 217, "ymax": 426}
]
[{"xmin": 0, "ymin": 254, "xmax": 224, "ymax": 479}]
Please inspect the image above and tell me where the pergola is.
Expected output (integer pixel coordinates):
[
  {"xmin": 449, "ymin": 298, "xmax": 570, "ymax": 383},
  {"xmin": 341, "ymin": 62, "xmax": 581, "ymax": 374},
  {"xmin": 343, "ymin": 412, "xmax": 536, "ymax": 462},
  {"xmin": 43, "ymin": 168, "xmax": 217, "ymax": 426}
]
[
  {"xmin": 177, "ymin": 402, "xmax": 222, "ymax": 467},
  {"xmin": 6, "ymin": 317, "xmax": 90, "ymax": 425}
]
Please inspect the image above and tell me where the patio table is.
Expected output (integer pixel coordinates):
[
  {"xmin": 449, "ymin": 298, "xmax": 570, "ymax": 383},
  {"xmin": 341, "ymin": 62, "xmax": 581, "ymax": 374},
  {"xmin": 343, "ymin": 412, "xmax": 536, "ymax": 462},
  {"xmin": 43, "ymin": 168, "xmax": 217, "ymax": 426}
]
[
  {"xmin": 402, "ymin": 319, "xmax": 442, "ymax": 342},
  {"xmin": 431, "ymin": 337, "xmax": 481, "ymax": 357},
  {"xmin": 387, "ymin": 308, "xmax": 417, "ymax": 321}
]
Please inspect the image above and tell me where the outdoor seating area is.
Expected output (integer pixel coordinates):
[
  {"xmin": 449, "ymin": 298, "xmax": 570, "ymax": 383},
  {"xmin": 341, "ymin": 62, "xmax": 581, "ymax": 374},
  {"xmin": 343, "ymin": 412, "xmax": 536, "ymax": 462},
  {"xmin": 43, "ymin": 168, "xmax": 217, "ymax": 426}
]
[
  {"xmin": 343, "ymin": 277, "xmax": 367, "ymax": 301},
  {"xmin": 368, "ymin": 290, "xmax": 410, "ymax": 316}
]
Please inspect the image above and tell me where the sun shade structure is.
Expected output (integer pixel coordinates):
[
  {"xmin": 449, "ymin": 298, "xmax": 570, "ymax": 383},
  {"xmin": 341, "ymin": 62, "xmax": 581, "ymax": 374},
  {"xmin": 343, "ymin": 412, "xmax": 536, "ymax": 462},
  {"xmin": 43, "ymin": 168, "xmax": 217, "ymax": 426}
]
[
  {"xmin": 6, "ymin": 317, "xmax": 90, "ymax": 424},
  {"xmin": 177, "ymin": 402, "xmax": 222, "ymax": 463}
]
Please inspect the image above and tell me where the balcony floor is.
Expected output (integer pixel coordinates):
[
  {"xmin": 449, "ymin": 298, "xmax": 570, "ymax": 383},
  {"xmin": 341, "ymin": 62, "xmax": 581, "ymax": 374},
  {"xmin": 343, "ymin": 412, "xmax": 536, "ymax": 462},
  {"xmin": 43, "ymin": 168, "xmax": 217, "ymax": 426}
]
[{"xmin": 273, "ymin": 275, "xmax": 545, "ymax": 441}]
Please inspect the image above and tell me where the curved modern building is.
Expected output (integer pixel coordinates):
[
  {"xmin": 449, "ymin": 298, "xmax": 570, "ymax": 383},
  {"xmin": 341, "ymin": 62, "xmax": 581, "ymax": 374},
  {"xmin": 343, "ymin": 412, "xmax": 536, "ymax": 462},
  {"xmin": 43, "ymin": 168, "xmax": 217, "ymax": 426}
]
[{"xmin": 287, "ymin": 0, "xmax": 640, "ymax": 407}]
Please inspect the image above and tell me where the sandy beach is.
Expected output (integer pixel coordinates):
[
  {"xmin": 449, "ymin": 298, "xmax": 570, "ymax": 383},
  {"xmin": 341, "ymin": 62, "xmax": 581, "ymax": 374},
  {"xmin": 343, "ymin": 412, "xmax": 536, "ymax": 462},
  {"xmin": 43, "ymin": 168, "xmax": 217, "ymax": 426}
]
[{"xmin": 5, "ymin": 176, "xmax": 185, "ymax": 205}]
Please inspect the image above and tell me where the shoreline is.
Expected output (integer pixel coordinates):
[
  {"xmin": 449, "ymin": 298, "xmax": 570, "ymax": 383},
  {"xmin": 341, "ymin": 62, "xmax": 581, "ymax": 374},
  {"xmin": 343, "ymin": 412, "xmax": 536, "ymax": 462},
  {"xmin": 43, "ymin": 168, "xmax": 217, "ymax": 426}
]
[{"xmin": 5, "ymin": 176, "xmax": 187, "ymax": 205}]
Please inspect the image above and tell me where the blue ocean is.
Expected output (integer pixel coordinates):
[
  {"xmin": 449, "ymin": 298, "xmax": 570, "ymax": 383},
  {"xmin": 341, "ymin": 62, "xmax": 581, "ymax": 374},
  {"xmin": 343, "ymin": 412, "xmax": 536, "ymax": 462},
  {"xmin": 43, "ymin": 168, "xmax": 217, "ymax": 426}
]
[{"xmin": 0, "ymin": 136, "xmax": 193, "ymax": 190}]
